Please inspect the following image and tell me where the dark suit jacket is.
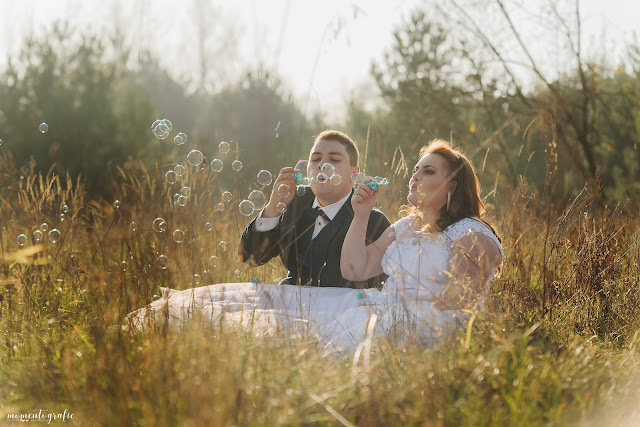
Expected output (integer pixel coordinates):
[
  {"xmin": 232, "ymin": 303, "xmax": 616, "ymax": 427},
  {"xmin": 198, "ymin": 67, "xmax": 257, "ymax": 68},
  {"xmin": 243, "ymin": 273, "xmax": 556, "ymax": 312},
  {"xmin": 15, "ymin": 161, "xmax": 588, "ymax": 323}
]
[{"xmin": 238, "ymin": 187, "xmax": 391, "ymax": 288}]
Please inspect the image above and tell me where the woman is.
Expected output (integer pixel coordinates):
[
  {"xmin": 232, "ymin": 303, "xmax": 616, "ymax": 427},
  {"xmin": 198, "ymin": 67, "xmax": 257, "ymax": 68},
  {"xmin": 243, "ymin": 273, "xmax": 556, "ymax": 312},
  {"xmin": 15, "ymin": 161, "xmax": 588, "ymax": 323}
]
[
  {"xmin": 128, "ymin": 139, "xmax": 502, "ymax": 353},
  {"xmin": 336, "ymin": 139, "xmax": 503, "ymax": 347}
]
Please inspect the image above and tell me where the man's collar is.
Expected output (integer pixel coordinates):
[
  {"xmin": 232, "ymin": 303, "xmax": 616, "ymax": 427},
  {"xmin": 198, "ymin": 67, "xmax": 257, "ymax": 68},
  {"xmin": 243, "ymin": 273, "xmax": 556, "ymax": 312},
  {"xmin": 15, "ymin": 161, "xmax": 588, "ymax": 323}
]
[{"xmin": 312, "ymin": 190, "xmax": 352, "ymax": 221}]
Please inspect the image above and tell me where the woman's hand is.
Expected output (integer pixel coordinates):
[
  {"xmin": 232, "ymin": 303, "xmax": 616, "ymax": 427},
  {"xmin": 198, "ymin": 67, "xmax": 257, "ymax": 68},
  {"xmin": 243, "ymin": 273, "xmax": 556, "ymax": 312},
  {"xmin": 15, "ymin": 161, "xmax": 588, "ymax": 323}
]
[
  {"xmin": 351, "ymin": 180, "xmax": 379, "ymax": 219},
  {"xmin": 263, "ymin": 167, "xmax": 297, "ymax": 218}
]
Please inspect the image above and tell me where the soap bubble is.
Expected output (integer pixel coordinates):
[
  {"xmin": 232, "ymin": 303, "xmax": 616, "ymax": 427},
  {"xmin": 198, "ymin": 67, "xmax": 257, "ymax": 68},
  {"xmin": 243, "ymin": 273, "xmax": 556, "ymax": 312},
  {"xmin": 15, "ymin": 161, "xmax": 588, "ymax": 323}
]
[
  {"xmin": 232, "ymin": 160, "xmax": 243, "ymax": 171},
  {"xmin": 155, "ymin": 255, "xmax": 169, "ymax": 269},
  {"xmin": 219, "ymin": 141, "xmax": 231, "ymax": 154},
  {"xmin": 60, "ymin": 213, "xmax": 65, "ymax": 222},
  {"xmin": 17, "ymin": 234, "xmax": 28, "ymax": 246},
  {"xmin": 187, "ymin": 150, "xmax": 204, "ymax": 166},
  {"xmin": 238, "ymin": 200, "xmax": 255, "ymax": 216},
  {"xmin": 174, "ymin": 132, "xmax": 187, "ymax": 145},
  {"xmin": 129, "ymin": 221, "xmax": 138, "ymax": 232},
  {"xmin": 174, "ymin": 164, "xmax": 186, "ymax": 177},
  {"xmin": 62, "ymin": 205, "xmax": 69, "ymax": 213},
  {"xmin": 316, "ymin": 173, "xmax": 328, "ymax": 184},
  {"xmin": 172, "ymin": 229, "xmax": 185, "ymax": 243},
  {"xmin": 351, "ymin": 172, "xmax": 366, "ymax": 185},
  {"xmin": 204, "ymin": 222, "xmax": 213, "ymax": 232},
  {"xmin": 165, "ymin": 170, "xmax": 178, "ymax": 184},
  {"xmin": 248, "ymin": 190, "xmax": 267, "ymax": 210},
  {"xmin": 234, "ymin": 269, "xmax": 241, "ymax": 277},
  {"xmin": 177, "ymin": 196, "xmax": 188, "ymax": 207},
  {"xmin": 277, "ymin": 202, "xmax": 287, "ymax": 213},
  {"xmin": 222, "ymin": 191, "xmax": 233, "ymax": 202},
  {"xmin": 151, "ymin": 119, "xmax": 172, "ymax": 139},
  {"xmin": 210, "ymin": 159, "xmax": 223, "ymax": 172},
  {"xmin": 321, "ymin": 163, "xmax": 335, "ymax": 173},
  {"xmin": 296, "ymin": 185, "xmax": 306, "ymax": 196},
  {"xmin": 0, "ymin": 138, "xmax": 2, "ymax": 145},
  {"xmin": 39, "ymin": 123, "xmax": 49, "ymax": 133},
  {"xmin": 257, "ymin": 170, "xmax": 273, "ymax": 186},
  {"xmin": 173, "ymin": 193, "xmax": 180, "ymax": 203},
  {"xmin": 329, "ymin": 174, "xmax": 342, "ymax": 185},
  {"xmin": 33, "ymin": 230, "xmax": 43, "ymax": 242},
  {"xmin": 219, "ymin": 241, "xmax": 228, "ymax": 251},
  {"xmin": 381, "ymin": 177, "xmax": 389, "ymax": 186},
  {"xmin": 295, "ymin": 160, "xmax": 309, "ymax": 173},
  {"xmin": 113, "ymin": 200, "xmax": 121, "ymax": 209},
  {"xmin": 193, "ymin": 274, "xmax": 202, "ymax": 285},
  {"xmin": 208, "ymin": 256, "xmax": 219, "ymax": 268},
  {"xmin": 48, "ymin": 229, "xmax": 60, "ymax": 243},
  {"xmin": 152, "ymin": 218, "xmax": 167, "ymax": 232},
  {"xmin": 301, "ymin": 177, "xmax": 310, "ymax": 185},
  {"xmin": 310, "ymin": 176, "xmax": 318, "ymax": 184},
  {"xmin": 277, "ymin": 183, "xmax": 290, "ymax": 198},
  {"xmin": 217, "ymin": 203, "xmax": 225, "ymax": 211},
  {"xmin": 180, "ymin": 186, "xmax": 191, "ymax": 198}
]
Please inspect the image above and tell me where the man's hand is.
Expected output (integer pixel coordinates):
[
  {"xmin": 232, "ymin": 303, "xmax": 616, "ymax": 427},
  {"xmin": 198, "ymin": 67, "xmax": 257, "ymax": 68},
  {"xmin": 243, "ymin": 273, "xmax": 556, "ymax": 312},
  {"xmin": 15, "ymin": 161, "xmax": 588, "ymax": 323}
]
[{"xmin": 263, "ymin": 167, "xmax": 298, "ymax": 218}]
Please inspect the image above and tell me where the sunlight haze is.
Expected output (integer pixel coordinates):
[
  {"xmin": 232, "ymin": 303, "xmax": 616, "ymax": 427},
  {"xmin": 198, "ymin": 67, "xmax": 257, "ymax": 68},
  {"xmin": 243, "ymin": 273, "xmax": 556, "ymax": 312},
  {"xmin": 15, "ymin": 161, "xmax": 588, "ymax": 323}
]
[{"xmin": 1, "ymin": 0, "xmax": 638, "ymax": 120}]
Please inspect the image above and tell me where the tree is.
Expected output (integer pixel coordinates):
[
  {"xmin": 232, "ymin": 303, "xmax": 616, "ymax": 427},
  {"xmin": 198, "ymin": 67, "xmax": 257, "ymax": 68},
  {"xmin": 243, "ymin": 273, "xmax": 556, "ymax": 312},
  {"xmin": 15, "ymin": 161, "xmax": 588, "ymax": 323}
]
[
  {"xmin": 370, "ymin": 10, "xmax": 465, "ymax": 144},
  {"xmin": 348, "ymin": 8, "xmax": 520, "ymax": 191},
  {"xmin": 357, "ymin": 0, "xmax": 640, "ymax": 203},
  {"xmin": 186, "ymin": 66, "xmax": 322, "ymax": 190},
  {"xmin": 438, "ymin": 0, "xmax": 640, "ymax": 200},
  {"xmin": 0, "ymin": 22, "xmax": 157, "ymax": 196}
]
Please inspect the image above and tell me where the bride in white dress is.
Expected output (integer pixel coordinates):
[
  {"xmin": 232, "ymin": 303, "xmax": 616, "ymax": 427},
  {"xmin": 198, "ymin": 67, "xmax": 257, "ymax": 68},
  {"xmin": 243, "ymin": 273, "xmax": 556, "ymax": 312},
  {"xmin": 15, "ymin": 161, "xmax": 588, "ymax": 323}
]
[{"xmin": 128, "ymin": 139, "xmax": 503, "ymax": 353}]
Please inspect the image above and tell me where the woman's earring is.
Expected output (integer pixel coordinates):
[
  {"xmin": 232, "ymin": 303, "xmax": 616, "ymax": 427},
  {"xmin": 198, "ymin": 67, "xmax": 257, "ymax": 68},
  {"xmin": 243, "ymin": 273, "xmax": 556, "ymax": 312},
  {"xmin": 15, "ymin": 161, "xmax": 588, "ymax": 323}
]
[{"xmin": 447, "ymin": 191, "xmax": 451, "ymax": 211}]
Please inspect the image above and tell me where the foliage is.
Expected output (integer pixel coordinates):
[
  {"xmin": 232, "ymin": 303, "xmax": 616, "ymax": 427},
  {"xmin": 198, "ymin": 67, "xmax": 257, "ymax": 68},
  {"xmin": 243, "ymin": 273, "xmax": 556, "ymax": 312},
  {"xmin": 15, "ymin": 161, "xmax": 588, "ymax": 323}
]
[
  {"xmin": 1, "ymin": 149, "xmax": 639, "ymax": 425},
  {"xmin": 371, "ymin": 9, "xmax": 465, "ymax": 141},
  {"xmin": 0, "ymin": 7, "xmax": 639, "ymax": 424},
  {"xmin": 351, "ymin": 8, "xmax": 538, "ymax": 199},
  {"xmin": 358, "ymin": 1, "xmax": 640, "ymax": 205},
  {"xmin": 195, "ymin": 67, "xmax": 323, "ymax": 176},
  {"xmin": 0, "ymin": 24, "xmax": 320, "ymax": 201},
  {"xmin": 0, "ymin": 22, "xmax": 157, "ymax": 197},
  {"xmin": 591, "ymin": 65, "xmax": 640, "ymax": 202}
]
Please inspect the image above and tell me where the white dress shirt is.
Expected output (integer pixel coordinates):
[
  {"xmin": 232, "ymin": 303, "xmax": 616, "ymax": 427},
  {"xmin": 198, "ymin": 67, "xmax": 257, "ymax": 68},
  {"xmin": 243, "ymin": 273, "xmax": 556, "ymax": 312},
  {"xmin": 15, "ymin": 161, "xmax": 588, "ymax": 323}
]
[{"xmin": 254, "ymin": 191, "xmax": 352, "ymax": 239}]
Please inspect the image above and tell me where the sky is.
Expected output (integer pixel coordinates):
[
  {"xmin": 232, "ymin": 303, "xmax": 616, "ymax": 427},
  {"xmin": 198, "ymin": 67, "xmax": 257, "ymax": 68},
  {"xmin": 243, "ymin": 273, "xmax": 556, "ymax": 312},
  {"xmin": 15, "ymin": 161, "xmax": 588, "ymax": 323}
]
[{"xmin": 1, "ymin": 0, "xmax": 639, "ymax": 121}]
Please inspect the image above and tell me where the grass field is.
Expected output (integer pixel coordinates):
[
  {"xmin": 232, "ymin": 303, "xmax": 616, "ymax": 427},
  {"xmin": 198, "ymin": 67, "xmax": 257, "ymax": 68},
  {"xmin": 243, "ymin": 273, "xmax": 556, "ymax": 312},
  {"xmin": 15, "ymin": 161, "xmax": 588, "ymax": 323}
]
[{"xmin": 1, "ymin": 148, "xmax": 639, "ymax": 426}]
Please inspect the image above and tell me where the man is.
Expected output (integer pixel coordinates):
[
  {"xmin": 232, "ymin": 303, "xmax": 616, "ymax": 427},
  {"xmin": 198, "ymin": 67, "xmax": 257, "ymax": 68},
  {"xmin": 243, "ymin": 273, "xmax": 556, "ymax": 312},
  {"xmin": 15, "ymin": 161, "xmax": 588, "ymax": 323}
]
[{"xmin": 239, "ymin": 130, "xmax": 390, "ymax": 288}]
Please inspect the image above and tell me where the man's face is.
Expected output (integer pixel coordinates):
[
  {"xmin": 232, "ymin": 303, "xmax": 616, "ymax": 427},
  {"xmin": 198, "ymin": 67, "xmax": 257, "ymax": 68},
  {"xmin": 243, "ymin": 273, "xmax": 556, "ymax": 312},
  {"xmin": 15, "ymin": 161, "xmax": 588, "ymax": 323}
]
[{"xmin": 307, "ymin": 139, "xmax": 359, "ymax": 200}]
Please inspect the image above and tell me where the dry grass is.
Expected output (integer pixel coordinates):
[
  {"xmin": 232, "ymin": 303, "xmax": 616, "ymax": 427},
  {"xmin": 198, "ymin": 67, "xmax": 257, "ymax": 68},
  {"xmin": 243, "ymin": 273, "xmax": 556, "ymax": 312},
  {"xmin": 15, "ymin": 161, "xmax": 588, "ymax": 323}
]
[{"xmin": 1, "ymin": 149, "xmax": 640, "ymax": 426}]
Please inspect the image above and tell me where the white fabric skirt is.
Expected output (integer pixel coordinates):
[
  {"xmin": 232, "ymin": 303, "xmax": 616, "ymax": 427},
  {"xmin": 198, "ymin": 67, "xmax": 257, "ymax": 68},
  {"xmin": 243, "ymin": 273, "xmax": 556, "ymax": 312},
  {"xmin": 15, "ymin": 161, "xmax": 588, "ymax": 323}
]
[{"xmin": 127, "ymin": 283, "xmax": 462, "ymax": 354}]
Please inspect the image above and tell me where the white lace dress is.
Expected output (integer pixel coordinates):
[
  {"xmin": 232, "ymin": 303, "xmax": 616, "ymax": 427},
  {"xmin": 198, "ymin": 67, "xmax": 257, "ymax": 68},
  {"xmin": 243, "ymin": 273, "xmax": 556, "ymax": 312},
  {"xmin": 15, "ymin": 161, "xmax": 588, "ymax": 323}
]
[{"xmin": 128, "ymin": 216, "xmax": 503, "ymax": 353}]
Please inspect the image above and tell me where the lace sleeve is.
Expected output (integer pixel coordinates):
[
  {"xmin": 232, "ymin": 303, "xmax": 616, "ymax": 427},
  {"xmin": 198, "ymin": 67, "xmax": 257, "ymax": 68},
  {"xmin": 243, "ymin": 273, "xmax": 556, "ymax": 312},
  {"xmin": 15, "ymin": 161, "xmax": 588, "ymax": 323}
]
[
  {"xmin": 389, "ymin": 215, "xmax": 414, "ymax": 238},
  {"xmin": 445, "ymin": 217, "xmax": 503, "ymax": 257}
]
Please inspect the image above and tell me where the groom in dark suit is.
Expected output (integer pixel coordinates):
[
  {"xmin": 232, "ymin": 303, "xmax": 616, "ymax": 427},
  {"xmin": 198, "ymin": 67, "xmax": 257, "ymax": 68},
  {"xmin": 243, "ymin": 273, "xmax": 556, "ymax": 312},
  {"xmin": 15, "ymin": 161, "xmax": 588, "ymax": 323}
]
[{"xmin": 239, "ymin": 130, "xmax": 390, "ymax": 289}]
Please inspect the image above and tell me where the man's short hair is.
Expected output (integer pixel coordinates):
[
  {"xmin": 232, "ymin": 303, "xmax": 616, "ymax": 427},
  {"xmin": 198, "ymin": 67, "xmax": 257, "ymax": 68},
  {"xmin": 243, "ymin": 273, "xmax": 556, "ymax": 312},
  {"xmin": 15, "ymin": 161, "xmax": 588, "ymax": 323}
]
[{"xmin": 314, "ymin": 130, "xmax": 359, "ymax": 167}]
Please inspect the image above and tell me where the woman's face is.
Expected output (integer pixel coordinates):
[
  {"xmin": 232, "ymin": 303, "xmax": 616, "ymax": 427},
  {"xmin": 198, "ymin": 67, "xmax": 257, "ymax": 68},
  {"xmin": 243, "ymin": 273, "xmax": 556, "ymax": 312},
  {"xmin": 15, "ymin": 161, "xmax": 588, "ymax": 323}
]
[{"xmin": 407, "ymin": 153, "xmax": 456, "ymax": 211}]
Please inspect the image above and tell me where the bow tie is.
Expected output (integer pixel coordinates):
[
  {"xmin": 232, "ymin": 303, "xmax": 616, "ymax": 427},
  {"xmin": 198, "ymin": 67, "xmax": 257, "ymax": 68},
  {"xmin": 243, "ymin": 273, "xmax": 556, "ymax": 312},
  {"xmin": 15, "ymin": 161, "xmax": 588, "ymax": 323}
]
[{"xmin": 307, "ymin": 206, "xmax": 330, "ymax": 222}]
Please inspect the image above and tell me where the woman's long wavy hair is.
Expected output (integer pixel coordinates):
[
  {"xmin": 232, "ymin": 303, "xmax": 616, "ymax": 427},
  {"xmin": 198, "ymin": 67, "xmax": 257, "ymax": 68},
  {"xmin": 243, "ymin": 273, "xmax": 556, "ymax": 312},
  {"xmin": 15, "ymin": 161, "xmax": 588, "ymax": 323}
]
[{"xmin": 402, "ymin": 138, "xmax": 501, "ymax": 243}]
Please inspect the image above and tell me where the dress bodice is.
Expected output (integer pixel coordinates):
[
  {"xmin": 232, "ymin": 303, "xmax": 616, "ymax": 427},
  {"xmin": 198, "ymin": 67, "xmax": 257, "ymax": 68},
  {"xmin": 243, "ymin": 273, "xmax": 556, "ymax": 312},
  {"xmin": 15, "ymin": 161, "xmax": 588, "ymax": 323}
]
[{"xmin": 381, "ymin": 216, "xmax": 503, "ymax": 301}]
